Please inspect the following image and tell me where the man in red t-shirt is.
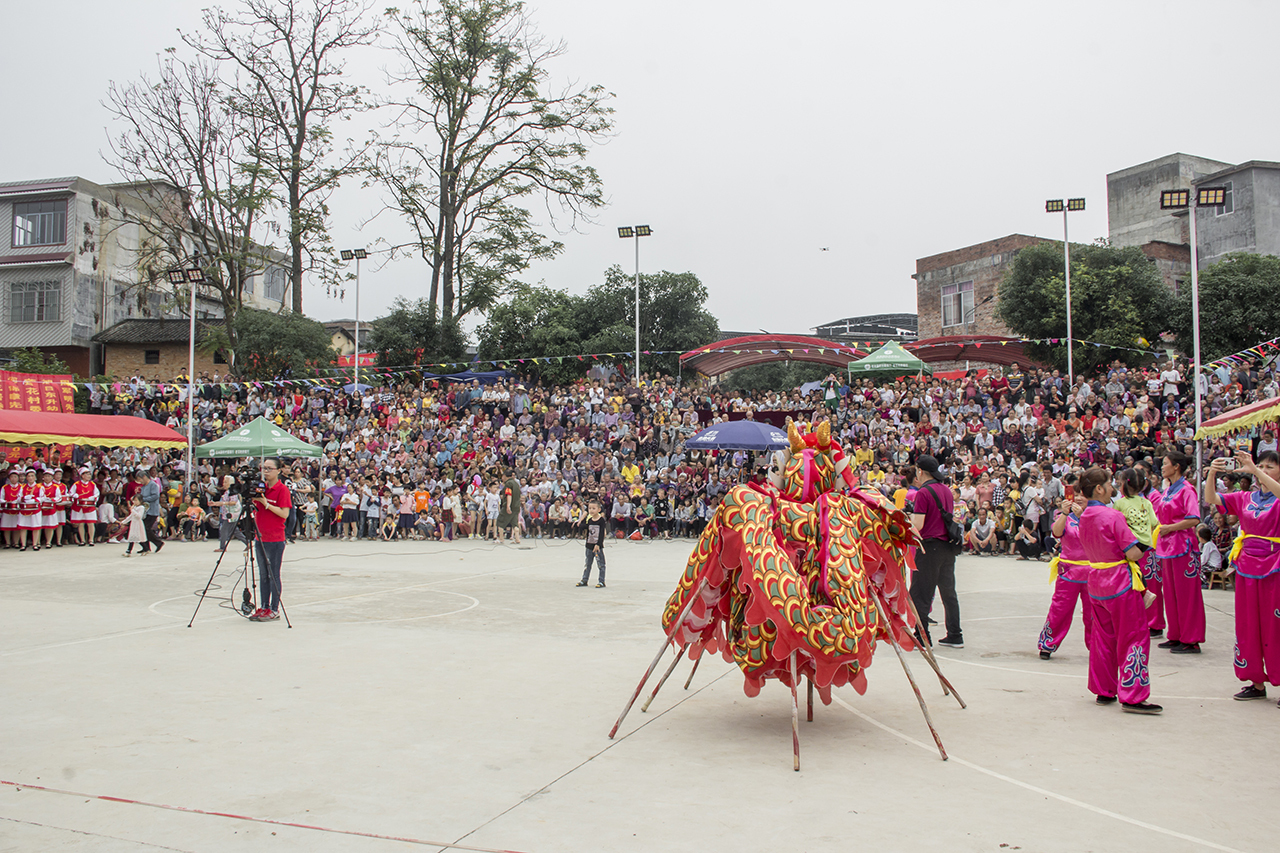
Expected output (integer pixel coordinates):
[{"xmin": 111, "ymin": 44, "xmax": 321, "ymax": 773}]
[{"xmin": 250, "ymin": 458, "xmax": 292, "ymax": 621}]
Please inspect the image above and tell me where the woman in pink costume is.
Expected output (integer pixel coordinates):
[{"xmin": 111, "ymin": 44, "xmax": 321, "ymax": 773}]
[
  {"xmin": 1206, "ymin": 449, "xmax": 1280, "ymax": 703},
  {"xmin": 1150, "ymin": 451, "xmax": 1205, "ymax": 654},
  {"xmin": 1077, "ymin": 467, "xmax": 1162, "ymax": 714},
  {"xmin": 1038, "ymin": 492, "xmax": 1093, "ymax": 660}
]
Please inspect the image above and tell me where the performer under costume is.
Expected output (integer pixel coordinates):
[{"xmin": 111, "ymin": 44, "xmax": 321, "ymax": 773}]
[
  {"xmin": 1220, "ymin": 489, "xmax": 1280, "ymax": 693},
  {"xmin": 1038, "ymin": 505, "xmax": 1094, "ymax": 658},
  {"xmin": 1151, "ymin": 476, "xmax": 1205, "ymax": 650},
  {"xmin": 1078, "ymin": 497, "xmax": 1158, "ymax": 712}
]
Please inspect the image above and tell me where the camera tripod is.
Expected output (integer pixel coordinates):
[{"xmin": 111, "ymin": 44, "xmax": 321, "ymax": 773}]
[{"xmin": 188, "ymin": 501, "xmax": 291, "ymax": 628}]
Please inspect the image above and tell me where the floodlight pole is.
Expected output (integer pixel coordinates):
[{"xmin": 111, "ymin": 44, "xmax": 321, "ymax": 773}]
[
  {"xmin": 1062, "ymin": 208, "xmax": 1073, "ymax": 382},
  {"xmin": 1189, "ymin": 200, "xmax": 1203, "ymax": 493},
  {"xmin": 185, "ymin": 270, "xmax": 196, "ymax": 498},
  {"xmin": 354, "ymin": 254, "xmax": 362, "ymax": 391},
  {"xmin": 633, "ymin": 233, "xmax": 640, "ymax": 386}
]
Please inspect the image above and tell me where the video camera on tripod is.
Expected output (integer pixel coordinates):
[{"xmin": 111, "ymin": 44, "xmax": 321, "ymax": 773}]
[{"xmin": 224, "ymin": 460, "xmax": 266, "ymax": 537}]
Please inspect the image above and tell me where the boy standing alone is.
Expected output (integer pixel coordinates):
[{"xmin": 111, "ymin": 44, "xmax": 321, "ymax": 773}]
[{"xmin": 578, "ymin": 501, "xmax": 607, "ymax": 588}]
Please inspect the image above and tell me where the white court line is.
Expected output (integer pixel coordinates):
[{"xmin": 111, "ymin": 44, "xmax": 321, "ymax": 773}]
[
  {"xmin": 322, "ymin": 590, "xmax": 480, "ymax": 624},
  {"xmin": 830, "ymin": 695, "xmax": 1245, "ymax": 853},
  {"xmin": 965, "ymin": 614, "xmax": 1044, "ymax": 622},
  {"xmin": 934, "ymin": 653, "xmax": 1086, "ymax": 679}
]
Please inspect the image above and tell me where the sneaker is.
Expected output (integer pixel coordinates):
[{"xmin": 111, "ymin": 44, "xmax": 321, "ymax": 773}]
[
  {"xmin": 1149, "ymin": 628, "xmax": 1164, "ymax": 638},
  {"xmin": 1095, "ymin": 695, "xmax": 1117, "ymax": 705},
  {"xmin": 1157, "ymin": 639, "xmax": 1179, "ymax": 649},
  {"xmin": 1233, "ymin": 685, "xmax": 1267, "ymax": 701},
  {"xmin": 1121, "ymin": 701, "xmax": 1163, "ymax": 715},
  {"xmin": 262, "ymin": 610, "xmax": 279, "ymax": 621},
  {"xmin": 596, "ymin": 582, "xmax": 606, "ymax": 588},
  {"xmin": 1039, "ymin": 651, "xmax": 1052, "ymax": 660},
  {"xmin": 248, "ymin": 608, "xmax": 266, "ymax": 621},
  {"xmin": 576, "ymin": 581, "xmax": 588, "ymax": 587},
  {"xmin": 937, "ymin": 636, "xmax": 964, "ymax": 649},
  {"xmin": 1170, "ymin": 643, "xmax": 1201, "ymax": 654}
]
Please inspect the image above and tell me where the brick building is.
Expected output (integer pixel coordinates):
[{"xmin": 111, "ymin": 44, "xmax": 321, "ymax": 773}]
[
  {"xmin": 913, "ymin": 235, "xmax": 1048, "ymax": 339},
  {"xmin": 92, "ymin": 319, "xmax": 224, "ymax": 379}
]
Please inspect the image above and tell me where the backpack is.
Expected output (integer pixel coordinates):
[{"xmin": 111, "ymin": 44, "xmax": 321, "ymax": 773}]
[{"xmin": 919, "ymin": 482, "xmax": 964, "ymax": 552}]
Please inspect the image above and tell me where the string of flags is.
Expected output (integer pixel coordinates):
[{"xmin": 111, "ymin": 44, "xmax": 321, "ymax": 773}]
[{"xmin": 50, "ymin": 334, "xmax": 1280, "ymax": 395}]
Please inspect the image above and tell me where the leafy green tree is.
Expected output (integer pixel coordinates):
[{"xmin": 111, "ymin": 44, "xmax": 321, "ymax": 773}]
[
  {"xmin": 476, "ymin": 285, "xmax": 594, "ymax": 383},
  {"xmin": 582, "ymin": 266, "xmax": 720, "ymax": 376},
  {"xmin": 369, "ymin": 0, "xmax": 614, "ymax": 325},
  {"xmin": 9, "ymin": 347, "xmax": 70, "ymax": 375},
  {"xmin": 476, "ymin": 268, "xmax": 720, "ymax": 381},
  {"xmin": 996, "ymin": 242, "xmax": 1171, "ymax": 376},
  {"xmin": 233, "ymin": 308, "xmax": 336, "ymax": 379},
  {"xmin": 366, "ymin": 297, "xmax": 468, "ymax": 367},
  {"xmin": 1168, "ymin": 252, "xmax": 1280, "ymax": 361}
]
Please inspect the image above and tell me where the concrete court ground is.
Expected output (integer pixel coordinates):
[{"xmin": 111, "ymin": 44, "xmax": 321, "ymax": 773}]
[{"xmin": 1, "ymin": 536, "xmax": 1277, "ymax": 853}]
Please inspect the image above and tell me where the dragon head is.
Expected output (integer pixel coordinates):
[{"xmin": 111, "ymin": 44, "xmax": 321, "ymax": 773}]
[{"xmin": 767, "ymin": 420, "xmax": 854, "ymax": 502}]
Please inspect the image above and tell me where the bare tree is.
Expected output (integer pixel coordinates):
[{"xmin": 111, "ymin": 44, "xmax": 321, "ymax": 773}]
[
  {"xmin": 104, "ymin": 52, "xmax": 276, "ymax": 356},
  {"xmin": 183, "ymin": 0, "xmax": 379, "ymax": 315},
  {"xmin": 367, "ymin": 0, "xmax": 614, "ymax": 326}
]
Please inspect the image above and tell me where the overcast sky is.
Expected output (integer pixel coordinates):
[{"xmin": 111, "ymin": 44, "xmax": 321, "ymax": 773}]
[{"xmin": 4, "ymin": 0, "xmax": 1277, "ymax": 339}]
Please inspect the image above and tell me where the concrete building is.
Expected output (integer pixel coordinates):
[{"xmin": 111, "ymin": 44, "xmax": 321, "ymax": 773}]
[
  {"xmin": 0, "ymin": 176, "xmax": 291, "ymax": 377},
  {"xmin": 1107, "ymin": 153, "xmax": 1232, "ymax": 248},
  {"xmin": 913, "ymin": 235, "xmax": 1048, "ymax": 339},
  {"xmin": 91, "ymin": 319, "xmax": 224, "ymax": 379},
  {"xmin": 1193, "ymin": 161, "xmax": 1280, "ymax": 268}
]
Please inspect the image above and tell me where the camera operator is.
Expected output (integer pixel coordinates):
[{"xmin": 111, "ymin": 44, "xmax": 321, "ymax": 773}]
[
  {"xmin": 209, "ymin": 474, "xmax": 246, "ymax": 553},
  {"xmin": 250, "ymin": 458, "xmax": 291, "ymax": 621}
]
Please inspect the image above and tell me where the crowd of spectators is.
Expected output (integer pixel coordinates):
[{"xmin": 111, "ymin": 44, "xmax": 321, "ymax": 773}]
[{"xmin": 1, "ymin": 354, "xmax": 1275, "ymax": 566}]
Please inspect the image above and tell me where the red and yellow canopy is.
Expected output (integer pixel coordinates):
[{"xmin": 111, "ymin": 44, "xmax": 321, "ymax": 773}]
[
  {"xmin": 0, "ymin": 410, "xmax": 187, "ymax": 449},
  {"xmin": 1194, "ymin": 395, "xmax": 1280, "ymax": 441}
]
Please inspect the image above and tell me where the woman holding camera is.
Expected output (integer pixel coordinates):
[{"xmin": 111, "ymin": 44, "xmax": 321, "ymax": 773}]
[
  {"xmin": 1206, "ymin": 450, "xmax": 1280, "ymax": 702},
  {"xmin": 1150, "ymin": 451, "xmax": 1205, "ymax": 654}
]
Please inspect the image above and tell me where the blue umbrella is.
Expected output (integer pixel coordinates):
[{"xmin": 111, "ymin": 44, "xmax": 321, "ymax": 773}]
[
  {"xmin": 684, "ymin": 420, "xmax": 791, "ymax": 452},
  {"xmin": 342, "ymin": 382, "xmax": 372, "ymax": 394}
]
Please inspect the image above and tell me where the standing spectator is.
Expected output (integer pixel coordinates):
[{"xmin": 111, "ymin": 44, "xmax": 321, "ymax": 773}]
[
  {"xmin": 136, "ymin": 469, "xmax": 165, "ymax": 555},
  {"xmin": 909, "ymin": 455, "xmax": 963, "ymax": 648},
  {"xmin": 577, "ymin": 500, "xmax": 607, "ymax": 588}
]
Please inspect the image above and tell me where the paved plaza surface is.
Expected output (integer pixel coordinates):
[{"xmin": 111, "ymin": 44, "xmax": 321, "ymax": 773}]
[{"xmin": 1, "ymin": 537, "xmax": 1277, "ymax": 852}]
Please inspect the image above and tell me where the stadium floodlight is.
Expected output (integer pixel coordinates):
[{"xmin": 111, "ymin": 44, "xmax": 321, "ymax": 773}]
[
  {"xmin": 1160, "ymin": 189, "xmax": 1191, "ymax": 210},
  {"xmin": 1045, "ymin": 197, "xmax": 1085, "ymax": 379},
  {"xmin": 339, "ymin": 249, "xmax": 368, "ymax": 391},
  {"xmin": 618, "ymin": 225, "xmax": 653, "ymax": 384}
]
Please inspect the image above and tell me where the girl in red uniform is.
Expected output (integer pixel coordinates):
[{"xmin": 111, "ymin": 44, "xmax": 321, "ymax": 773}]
[
  {"xmin": 70, "ymin": 468, "xmax": 100, "ymax": 546},
  {"xmin": 17, "ymin": 469, "xmax": 41, "ymax": 551},
  {"xmin": 1, "ymin": 469, "xmax": 22, "ymax": 549}
]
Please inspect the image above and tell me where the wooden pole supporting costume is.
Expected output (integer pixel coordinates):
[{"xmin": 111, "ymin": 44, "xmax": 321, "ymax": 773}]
[
  {"xmin": 902, "ymin": 592, "xmax": 967, "ymax": 709},
  {"xmin": 682, "ymin": 652, "xmax": 702, "ymax": 690},
  {"xmin": 641, "ymin": 644, "xmax": 687, "ymax": 712},
  {"xmin": 883, "ymin": 616, "xmax": 948, "ymax": 760},
  {"xmin": 806, "ymin": 678, "xmax": 814, "ymax": 722},
  {"xmin": 789, "ymin": 652, "xmax": 801, "ymax": 771},
  {"xmin": 609, "ymin": 578, "xmax": 707, "ymax": 739}
]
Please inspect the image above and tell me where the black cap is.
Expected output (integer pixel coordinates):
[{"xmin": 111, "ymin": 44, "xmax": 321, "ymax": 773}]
[{"xmin": 917, "ymin": 455, "xmax": 941, "ymax": 476}]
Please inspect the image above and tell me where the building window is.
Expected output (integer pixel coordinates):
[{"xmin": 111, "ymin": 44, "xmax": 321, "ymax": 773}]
[
  {"xmin": 264, "ymin": 267, "xmax": 287, "ymax": 302},
  {"xmin": 1216, "ymin": 180, "xmax": 1234, "ymax": 216},
  {"xmin": 941, "ymin": 281, "xmax": 973, "ymax": 330},
  {"xmin": 9, "ymin": 281, "xmax": 61, "ymax": 323},
  {"xmin": 145, "ymin": 349, "xmax": 160, "ymax": 365},
  {"xmin": 12, "ymin": 200, "xmax": 67, "ymax": 247}
]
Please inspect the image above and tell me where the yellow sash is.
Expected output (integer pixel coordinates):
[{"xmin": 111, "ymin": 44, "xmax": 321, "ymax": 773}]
[
  {"xmin": 1151, "ymin": 524, "xmax": 1160, "ymax": 551},
  {"xmin": 1049, "ymin": 556, "xmax": 1089, "ymax": 583},
  {"xmin": 1088, "ymin": 559, "xmax": 1146, "ymax": 593},
  {"xmin": 1229, "ymin": 532, "xmax": 1280, "ymax": 564}
]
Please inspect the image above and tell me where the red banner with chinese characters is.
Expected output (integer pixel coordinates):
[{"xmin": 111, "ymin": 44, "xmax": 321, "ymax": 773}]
[{"xmin": 0, "ymin": 370, "xmax": 76, "ymax": 462}]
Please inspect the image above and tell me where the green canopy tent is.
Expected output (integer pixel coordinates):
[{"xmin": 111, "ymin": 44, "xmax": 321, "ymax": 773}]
[
  {"xmin": 194, "ymin": 416, "xmax": 323, "ymax": 459},
  {"xmin": 846, "ymin": 340, "xmax": 931, "ymax": 380}
]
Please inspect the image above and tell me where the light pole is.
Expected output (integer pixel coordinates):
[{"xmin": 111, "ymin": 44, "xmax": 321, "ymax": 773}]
[
  {"xmin": 1159, "ymin": 185, "xmax": 1228, "ymax": 494},
  {"xmin": 339, "ymin": 249, "xmax": 368, "ymax": 391},
  {"xmin": 167, "ymin": 261, "xmax": 206, "ymax": 498},
  {"xmin": 1045, "ymin": 198, "xmax": 1085, "ymax": 381},
  {"xmin": 617, "ymin": 225, "xmax": 652, "ymax": 385}
]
